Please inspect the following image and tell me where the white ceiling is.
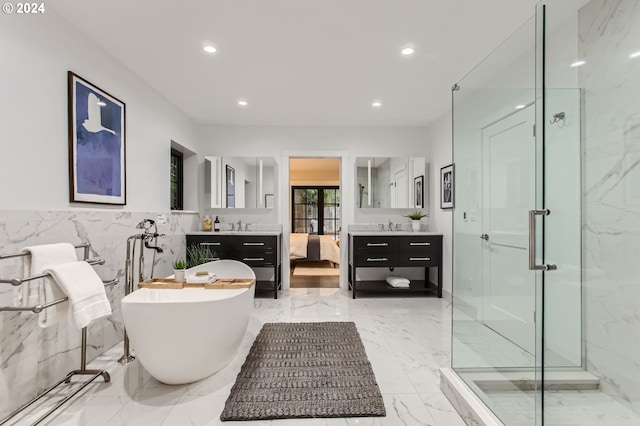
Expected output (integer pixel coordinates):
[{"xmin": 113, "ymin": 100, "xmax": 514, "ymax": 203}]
[{"xmin": 50, "ymin": 0, "xmax": 539, "ymax": 127}]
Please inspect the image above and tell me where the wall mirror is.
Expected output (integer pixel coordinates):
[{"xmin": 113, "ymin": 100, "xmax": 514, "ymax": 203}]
[
  {"xmin": 355, "ymin": 157, "xmax": 426, "ymax": 209},
  {"xmin": 205, "ymin": 156, "xmax": 276, "ymax": 208}
]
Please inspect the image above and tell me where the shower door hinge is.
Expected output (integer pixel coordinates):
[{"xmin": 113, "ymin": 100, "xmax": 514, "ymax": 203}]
[
  {"xmin": 534, "ymin": 311, "xmax": 536, "ymax": 323},
  {"xmin": 452, "ymin": 83, "xmax": 460, "ymax": 91},
  {"xmin": 533, "ymin": 124, "xmax": 536, "ymax": 137}
]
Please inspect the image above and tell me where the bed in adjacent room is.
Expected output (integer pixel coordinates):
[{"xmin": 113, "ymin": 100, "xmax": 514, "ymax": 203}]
[{"xmin": 290, "ymin": 233, "xmax": 340, "ymax": 267}]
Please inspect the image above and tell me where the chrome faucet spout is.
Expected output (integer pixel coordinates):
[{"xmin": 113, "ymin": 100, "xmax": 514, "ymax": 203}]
[{"xmin": 388, "ymin": 220, "xmax": 394, "ymax": 231}]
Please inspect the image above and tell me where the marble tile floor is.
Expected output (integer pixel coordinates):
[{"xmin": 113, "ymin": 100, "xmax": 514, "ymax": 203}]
[
  {"xmin": 8, "ymin": 288, "xmax": 466, "ymax": 426},
  {"xmin": 481, "ymin": 389, "xmax": 640, "ymax": 426}
]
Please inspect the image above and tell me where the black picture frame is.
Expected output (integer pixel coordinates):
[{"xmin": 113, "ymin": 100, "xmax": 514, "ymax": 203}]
[
  {"xmin": 414, "ymin": 175, "xmax": 424, "ymax": 209},
  {"xmin": 441, "ymin": 164, "xmax": 454, "ymax": 209},
  {"xmin": 68, "ymin": 71, "xmax": 126, "ymax": 205},
  {"xmin": 226, "ymin": 165, "xmax": 235, "ymax": 208}
]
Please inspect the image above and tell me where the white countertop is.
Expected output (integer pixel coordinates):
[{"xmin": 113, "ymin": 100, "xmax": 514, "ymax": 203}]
[
  {"xmin": 348, "ymin": 231, "xmax": 443, "ymax": 236},
  {"xmin": 187, "ymin": 231, "xmax": 282, "ymax": 236}
]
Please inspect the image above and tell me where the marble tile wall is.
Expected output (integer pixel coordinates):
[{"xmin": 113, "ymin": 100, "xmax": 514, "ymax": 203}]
[
  {"xmin": 579, "ymin": 0, "xmax": 640, "ymax": 415},
  {"xmin": 0, "ymin": 209, "xmax": 198, "ymax": 418}
]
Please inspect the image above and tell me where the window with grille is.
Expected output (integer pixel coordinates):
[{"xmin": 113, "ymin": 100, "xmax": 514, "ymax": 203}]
[
  {"xmin": 291, "ymin": 186, "xmax": 340, "ymax": 239},
  {"xmin": 170, "ymin": 148, "xmax": 183, "ymax": 210}
]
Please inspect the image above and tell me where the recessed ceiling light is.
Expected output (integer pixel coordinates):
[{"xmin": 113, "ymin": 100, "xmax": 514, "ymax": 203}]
[
  {"xmin": 237, "ymin": 99, "xmax": 248, "ymax": 107},
  {"xmin": 401, "ymin": 47, "xmax": 415, "ymax": 56},
  {"xmin": 630, "ymin": 50, "xmax": 640, "ymax": 59},
  {"xmin": 203, "ymin": 45, "xmax": 217, "ymax": 54},
  {"xmin": 570, "ymin": 60, "xmax": 586, "ymax": 67},
  {"xmin": 515, "ymin": 104, "xmax": 526, "ymax": 109},
  {"xmin": 371, "ymin": 101, "xmax": 382, "ymax": 108}
]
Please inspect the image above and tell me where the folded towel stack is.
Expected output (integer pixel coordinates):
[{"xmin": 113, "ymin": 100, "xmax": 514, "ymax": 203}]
[
  {"xmin": 386, "ymin": 276, "xmax": 410, "ymax": 288},
  {"xmin": 186, "ymin": 272, "xmax": 217, "ymax": 284}
]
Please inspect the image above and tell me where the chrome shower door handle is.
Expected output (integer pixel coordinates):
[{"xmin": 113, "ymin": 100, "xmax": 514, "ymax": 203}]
[
  {"xmin": 480, "ymin": 234, "xmax": 489, "ymax": 241},
  {"xmin": 528, "ymin": 209, "xmax": 557, "ymax": 271}
]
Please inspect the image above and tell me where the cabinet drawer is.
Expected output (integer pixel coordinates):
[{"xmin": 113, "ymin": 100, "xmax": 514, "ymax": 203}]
[
  {"xmin": 235, "ymin": 236, "xmax": 276, "ymax": 250},
  {"xmin": 397, "ymin": 237, "xmax": 441, "ymax": 252},
  {"xmin": 353, "ymin": 237, "xmax": 396, "ymax": 250},
  {"xmin": 187, "ymin": 235, "xmax": 229, "ymax": 249},
  {"xmin": 396, "ymin": 252, "xmax": 440, "ymax": 267},
  {"xmin": 239, "ymin": 252, "xmax": 275, "ymax": 266},
  {"xmin": 354, "ymin": 251, "xmax": 396, "ymax": 267}
]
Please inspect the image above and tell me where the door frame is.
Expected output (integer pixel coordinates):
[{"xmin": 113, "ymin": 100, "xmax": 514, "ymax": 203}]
[{"xmin": 281, "ymin": 150, "xmax": 350, "ymax": 291}]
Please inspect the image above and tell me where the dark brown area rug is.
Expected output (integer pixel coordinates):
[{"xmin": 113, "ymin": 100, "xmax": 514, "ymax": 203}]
[{"xmin": 220, "ymin": 321, "xmax": 386, "ymax": 421}]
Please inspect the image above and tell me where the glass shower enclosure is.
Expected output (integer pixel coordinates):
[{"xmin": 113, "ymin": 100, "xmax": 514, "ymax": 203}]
[{"xmin": 451, "ymin": 0, "xmax": 640, "ymax": 424}]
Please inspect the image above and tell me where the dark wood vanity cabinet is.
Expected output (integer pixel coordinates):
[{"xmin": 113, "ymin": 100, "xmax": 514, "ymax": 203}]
[
  {"xmin": 348, "ymin": 233, "xmax": 443, "ymax": 299},
  {"xmin": 186, "ymin": 233, "xmax": 282, "ymax": 298}
]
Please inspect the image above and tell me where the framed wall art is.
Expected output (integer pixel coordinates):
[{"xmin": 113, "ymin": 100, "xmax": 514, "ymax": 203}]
[
  {"xmin": 68, "ymin": 71, "xmax": 126, "ymax": 205},
  {"xmin": 441, "ymin": 164, "xmax": 454, "ymax": 209},
  {"xmin": 226, "ymin": 165, "xmax": 235, "ymax": 208},
  {"xmin": 414, "ymin": 175, "xmax": 424, "ymax": 209}
]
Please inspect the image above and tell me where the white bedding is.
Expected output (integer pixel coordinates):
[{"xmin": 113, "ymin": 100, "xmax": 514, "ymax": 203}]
[{"xmin": 290, "ymin": 233, "xmax": 341, "ymax": 265}]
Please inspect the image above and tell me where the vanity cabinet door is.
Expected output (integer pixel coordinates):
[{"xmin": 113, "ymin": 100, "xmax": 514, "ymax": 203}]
[
  {"xmin": 233, "ymin": 236, "xmax": 277, "ymax": 266},
  {"xmin": 354, "ymin": 250, "xmax": 396, "ymax": 267},
  {"xmin": 352, "ymin": 236, "xmax": 396, "ymax": 251},
  {"xmin": 186, "ymin": 235, "xmax": 228, "ymax": 261},
  {"xmin": 395, "ymin": 236, "xmax": 441, "ymax": 267}
]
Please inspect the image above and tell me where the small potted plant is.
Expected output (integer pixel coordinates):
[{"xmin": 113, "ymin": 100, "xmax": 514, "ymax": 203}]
[
  {"xmin": 405, "ymin": 210, "xmax": 428, "ymax": 232},
  {"xmin": 172, "ymin": 259, "xmax": 187, "ymax": 283}
]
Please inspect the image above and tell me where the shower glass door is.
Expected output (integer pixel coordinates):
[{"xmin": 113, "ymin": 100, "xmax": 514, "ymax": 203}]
[
  {"xmin": 452, "ymin": 12, "xmax": 545, "ymax": 425},
  {"xmin": 452, "ymin": 1, "xmax": 586, "ymax": 424}
]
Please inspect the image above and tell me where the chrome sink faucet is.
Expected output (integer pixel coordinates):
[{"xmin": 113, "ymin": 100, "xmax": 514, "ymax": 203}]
[
  {"xmin": 388, "ymin": 220, "xmax": 394, "ymax": 231},
  {"xmin": 236, "ymin": 219, "xmax": 242, "ymax": 231}
]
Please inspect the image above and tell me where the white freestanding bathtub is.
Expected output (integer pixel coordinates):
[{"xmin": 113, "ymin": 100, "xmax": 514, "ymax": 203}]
[{"xmin": 121, "ymin": 261, "xmax": 255, "ymax": 385}]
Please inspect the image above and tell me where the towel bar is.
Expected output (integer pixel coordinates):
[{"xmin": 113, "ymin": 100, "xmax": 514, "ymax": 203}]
[{"xmin": 0, "ymin": 242, "xmax": 118, "ymax": 426}]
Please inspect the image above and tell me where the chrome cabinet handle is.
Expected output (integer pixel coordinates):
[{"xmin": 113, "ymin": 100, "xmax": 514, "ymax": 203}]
[
  {"xmin": 243, "ymin": 242, "xmax": 265, "ymax": 246},
  {"xmin": 409, "ymin": 257, "xmax": 431, "ymax": 261},
  {"xmin": 199, "ymin": 242, "xmax": 221, "ymax": 246},
  {"xmin": 409, "ymin": 242, "xmax": 431, "ymax": 246},
  {"xmin": 243, "ymin": 257, "xmax": 265, "ymax": 261},
  {"xmin": 366, "ymin": 257, "xmax": 388, "ymax": 262},
  {"xmin": 366, "ymin": 242, "xmax": 388, "ymax": 247},
  {"xmin": 528, "ymin": 209, "xmax": 557, "ymax": 271}
]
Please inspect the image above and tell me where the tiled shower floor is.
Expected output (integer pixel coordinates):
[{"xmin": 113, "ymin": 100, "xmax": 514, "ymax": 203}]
[
  {"xmin": 481, "ymin": 388, "xmax": 640, "ymax": 426},
  {"xmin": 8, "ymin": 288, "xmax": 466, "ymax": 426}
]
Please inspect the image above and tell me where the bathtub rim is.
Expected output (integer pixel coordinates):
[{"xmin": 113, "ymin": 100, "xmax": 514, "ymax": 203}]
[{"xmin": 121, "ymin": 286, "xmax": 252, "ymax": 304}]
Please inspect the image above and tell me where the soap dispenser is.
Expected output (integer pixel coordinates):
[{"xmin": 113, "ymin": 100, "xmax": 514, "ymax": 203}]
[{"xmin": 214, "ymin": 216, "xmax": 221, "ymax": 232}]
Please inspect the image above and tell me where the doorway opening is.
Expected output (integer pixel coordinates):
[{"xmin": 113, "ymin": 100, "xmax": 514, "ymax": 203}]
[{"xmin": 289, "ymin": 158, "xmax": 341, "ymax": 288}]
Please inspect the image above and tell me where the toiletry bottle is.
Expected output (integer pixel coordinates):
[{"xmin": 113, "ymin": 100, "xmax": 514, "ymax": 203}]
[{"xmin": 214, "ymin": 216, "xmax": 220, "ymax": 232}]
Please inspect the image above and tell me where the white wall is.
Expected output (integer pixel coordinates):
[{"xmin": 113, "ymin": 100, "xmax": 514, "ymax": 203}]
[
  {"xmin": 0, "ymin": 10, "xmax": 199, "ymax": 212},
  {"xmin": 425, "ymin": 112, "xmax": 454, "ymax": 300}
]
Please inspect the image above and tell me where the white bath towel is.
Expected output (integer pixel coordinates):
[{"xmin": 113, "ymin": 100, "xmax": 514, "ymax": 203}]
[
  {"xmin": 45, "ymin": 261, "xmax": 112, "ymax": 329},
  {"xmin": 20, "ymin": 243, "xmax": 78, "ymax": 327},
  {"xmin": 186, "ymin": 272, "xmax": 217, "ymax": 284},
  {"xmin": 386, "ymin": 276, "xmax": 410, "ymax": 288}
]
